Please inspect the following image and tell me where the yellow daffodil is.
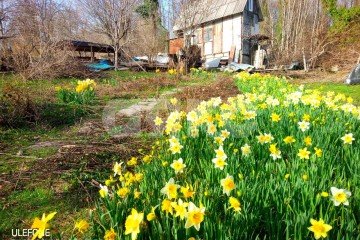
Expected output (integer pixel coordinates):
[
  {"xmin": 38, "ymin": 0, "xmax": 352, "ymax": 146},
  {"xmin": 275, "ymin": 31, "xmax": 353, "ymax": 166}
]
[
  {"xmin": 161, "ymin": 199, "xmax": 173, "ymax": 214},
  {"xmin": 74, "ymin": 220, "xmax": 89, "ymax": 234},
  {"xmin": 341, "ymin": 133, "xmax": 355, "ymax": 145},
  {"xmin": 170, "ymin": 98, "xmax": 178, "ymax": 105},
  {"xmin": 221, "ymin": 174, "xmax": 236, "ymax": 196},
  {"xmin": 113, "ymin": 162, "xmax": 123, "ymax": 176},
  {"xmin": 271, "ymin": 113, "xmax": 281, "ymax": 122},
  {"xmin": 99, "ymin": 184, "xmax": 108, "ymax": 198},
  {"xmin": 181, "ymin": 185, "xmax": 195, "ymax": 199},
  {"xmin": 304, "ymin": 136, "xmax": 312, "ymax": 146},
  {"xmin": 170, "ymin": 158, "xmax": 186, "ymax": 174},
  {"xmin": 161, "ymin": 178, "xmax": 179, "ymax": 199},
  {"xmin": 269, "ymin": 144, "xmax": 282, "ymax": 160},
  {"xmin": 314, "ymin": 147, "xmax": 323, "ymax": 157},
  {"xmin": 330, "ymin": 187, "xmax": 351, "ymax": 206},
  {"xmin": 241, "ymin": 144, "xmax": 251, "ymax": 156},
  {"xmin": 125, "ymin": 209, "xmax": 144, "ymax": 240},
  {"xmin": 283, "ymin": 136, "xmax": 296, "ymax": 144},
  {"xmin": 228, "ymin": 197, "xmax": 241, "ymax": 212},
  {"xmin": 154, "ymin": 116, "xmax": 163, "ymax": 126},
  {"xmin": 31, "ymin": 212, "xmax": 57, "ymax": 240},
  {"xmin": 308, "ymin": 218, "xmax": 332, "ymax": 239},
  {"xmin": 320, "ymin": 192, "xmax": 329, "ymax": 197},
  {"xmin": 146, "ymin": 207, "xmax": 156, "ymax": 221},
  {"xmin": 298, "ymin": 147, "xmax": 311, "ymax": 160},
  {"xmin": 117, "ymin": 187, "xmax": 130, "ymax": 198},
  {"xmin": 185, "ymin": 202, "xmax": 205, "ymax": 231},
  {"xmin": 171, "ymin": 199, "xmax": 189, "ymax": 220},
  {"xmin": 104, "ymin": 228, "xmax": 116, "ymax": 240},
  {"xmin": 256, "ymin": 133, "xmax": 274, "ymax": 144}
]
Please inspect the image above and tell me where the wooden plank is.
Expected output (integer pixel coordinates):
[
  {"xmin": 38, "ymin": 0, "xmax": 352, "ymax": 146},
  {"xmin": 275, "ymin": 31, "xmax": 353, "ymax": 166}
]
[
  {"xmin": 213, "ymin": 22, "xmax": 222, "ymax": 54},
  {"xmin": 229, "ymin": 45, "xmax": 236, "ymax": 62}
]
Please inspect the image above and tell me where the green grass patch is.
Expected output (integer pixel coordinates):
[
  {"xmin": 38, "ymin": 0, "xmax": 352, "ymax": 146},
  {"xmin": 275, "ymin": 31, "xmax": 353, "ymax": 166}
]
[{"xmin": 303, "ymin": 83, "xmax": 360, "ymax": 104}]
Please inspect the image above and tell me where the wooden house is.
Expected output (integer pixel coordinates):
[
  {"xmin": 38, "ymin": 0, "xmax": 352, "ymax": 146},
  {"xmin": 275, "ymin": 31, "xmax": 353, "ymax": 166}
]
[{"xmin": 169, "ymin": 0, "xmax": 264, "ymax": 65}]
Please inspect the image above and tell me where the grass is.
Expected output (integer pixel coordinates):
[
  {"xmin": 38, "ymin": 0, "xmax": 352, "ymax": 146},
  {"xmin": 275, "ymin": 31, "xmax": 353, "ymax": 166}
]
[
  {"xmin": 299, "ymin": 82, "xmax": 360, "ymax": 104},
  {"xmin": 0, "ymin": 69, "xmax": 220, "ymax": 239},
  {"xmin": 2, "ymin": 69, "xmax": 357, "ymax": 239}
]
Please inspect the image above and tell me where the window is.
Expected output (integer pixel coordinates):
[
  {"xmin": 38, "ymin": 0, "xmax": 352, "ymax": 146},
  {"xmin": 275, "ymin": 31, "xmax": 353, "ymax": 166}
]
[
  {"xmin": 249, "ymin": 0, "xmax": 253, "ymax": 12},
  {"xmin": 204, "ymin": 27, "xmax": 213, "ymax": 42}
]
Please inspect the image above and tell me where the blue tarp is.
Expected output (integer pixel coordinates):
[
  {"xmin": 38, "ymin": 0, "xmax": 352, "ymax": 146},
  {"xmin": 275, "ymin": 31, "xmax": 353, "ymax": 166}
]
[{"xmin": 86, "ymin": 59, "xmax": 114, "ymax": 72}]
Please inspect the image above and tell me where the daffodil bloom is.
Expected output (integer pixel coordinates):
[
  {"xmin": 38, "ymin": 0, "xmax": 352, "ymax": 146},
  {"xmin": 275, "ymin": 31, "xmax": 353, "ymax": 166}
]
[
  {"xmin": 228, "ymin": 197, "xmax": 241, "ymax": 212},
  {"xmin": 181, "ymin": 185, "xmax": 195, "ymax": 198},
  {"xmin": 161, "ymin": 199, "xmax": 173, "ymax": 214},
  {"xmin": 171, "ymin": 199, "xmax": 189, "ymax": 219},
  {"xmin": 169, "ymin": 142, "xmax": 183, "ymax": 154},
  {"xmin": 271, "ymin": 113, "xmax": 281, "ymax": 122},
  {"xmin": 125, "ymin": 209, "xmax": 144, "ymax": 240},
  {"xmin": 269, "ymin": 144, "xmax": 282, "ymax": 160},
  {"xmin": 99, "ymin": 184, "xmax": 108, "ymax": 198},
  {"xmin": 134, "ymin": 190, "xmax": 141, "ymax": 199},
  {"xmin": 330, "ymin": 187, "xmax": 351, "ymax": 206},
  {"xmin": 161, "ymin": 178, "xmax": 180, "ymax": 199},
  {"xmin": 215, "ymin": 146, "xmax": 227, "ymax": 160},
  {"xmin": 207, "ymin": 123, "xmax": 217, "ymax": 135},
  {"xmin": 74, "ymin": 220, "xmax": 89, "ymax": 233},
  {"xmin": 170, "ymin": 98, "xmax": 178, "ymax": 105},
  {"xmin": 298, "ymin": 147, "xmax": 311, "ymax": 160},
  {"xmin": 113, "ymin": 162, "xmax": 123, "ymax": 176},
  {"xmin": 154, "ymin": 116, "xmax": 163, "ymax": 126},
  {"xmin": 31, "ymin": 212, "xmax": 57, "ymax": 240},
  {"xmin": 104, "ymin": 228, "xmax": 116, "ymax": 240},
  {"xmin": 341, "ymin": 133, "xmax": 355, "ymax": 144},
  {"xmin": 308, "ymin": 218, "xmax": 332, "ymax": 239},
  {"xmin": 256, "ymin": 133, "xmax": 274, "ymax": 144},
  {"xmin": 320, "ymin": 192, "xmax": 329, "ymax": 197},
  {"xmin": 298, "ymin": 120, "xmax": 310, "ymax": 132},
  {"xmin": 117, "ymin": 187, "xmax": 130, "ymax": 198},
  {"xmin": 302, "ymin": 174, "xmax": 309, "ymax": 181},
  {"xmin": 304, "ymin": 136, "xmax": 312, "ymax": 146},
  {"xmin": 212, "ymin": 157, "xmax": 227, "ymax": 170},
  {"xmin": 241, "ymin": 144, "xmax": 251, "ymax": 156},
  {"xmin": 170, "ymin": 158, "xmax": 186, "ymax": 174},
  {"xmin": 147, "ymin": 207, "xmax": 156, "ymax": 221},
  {"xmin": 314, "ymin": 147, "xmax": 323, "ymax": 157},
  {"xmin": 221, "ymin": 174, "xmax": 236, "ymax": 196},
  {"xmin": 283, "ymin": 136, "xmax": 296, "ymax": 144},
  {"xmin": 127, "ymin": 157, "xmax": 138, "ymax": 166},
  {"xmin": 221, "ymin": 129, "xmax": 230, "ymax": 138},
  {"xmin": 302, "ymin": 114, "xmax": 311, "ymax": 121},
  {"xmin": 185, "ymin": 202, "xmax": 205, "ymax": 231}
]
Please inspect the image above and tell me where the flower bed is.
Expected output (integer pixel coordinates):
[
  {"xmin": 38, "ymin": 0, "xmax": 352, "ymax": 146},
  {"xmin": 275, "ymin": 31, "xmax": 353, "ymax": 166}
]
[{"xmin": 34, "ymin": 73, "xmax": 360, "ymax": 239}]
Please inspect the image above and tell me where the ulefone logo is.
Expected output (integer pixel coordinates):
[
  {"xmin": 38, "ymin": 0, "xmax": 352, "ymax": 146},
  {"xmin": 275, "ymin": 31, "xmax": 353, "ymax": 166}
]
[{"xmin": 11, "ymin": 228, "xmax": 51, "ymax": 238}]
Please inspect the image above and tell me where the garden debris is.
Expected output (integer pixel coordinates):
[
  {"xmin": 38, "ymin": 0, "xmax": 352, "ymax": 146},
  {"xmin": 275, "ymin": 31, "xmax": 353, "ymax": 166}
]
[{"xmin": 222, "ymin": 62, "xmax": 255, "ymax": 73}]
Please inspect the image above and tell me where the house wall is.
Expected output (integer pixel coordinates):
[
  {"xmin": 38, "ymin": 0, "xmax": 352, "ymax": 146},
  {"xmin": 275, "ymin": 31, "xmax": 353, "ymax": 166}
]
[{"xmin": 194, "ymin": 14, "xmax": 243, "ymax": 62}]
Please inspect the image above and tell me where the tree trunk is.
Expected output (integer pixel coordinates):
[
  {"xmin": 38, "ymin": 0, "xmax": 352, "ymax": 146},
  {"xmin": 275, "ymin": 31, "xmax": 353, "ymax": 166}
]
[{"xmin": 114, "ymin": 44, "xmax": 119, "ymax": 70}]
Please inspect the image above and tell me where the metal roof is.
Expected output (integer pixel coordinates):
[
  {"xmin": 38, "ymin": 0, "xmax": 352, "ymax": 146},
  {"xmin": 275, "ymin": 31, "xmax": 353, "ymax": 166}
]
[{"xmin": 173, "ymin": 0, "xmax": 263, "ymax": 31}]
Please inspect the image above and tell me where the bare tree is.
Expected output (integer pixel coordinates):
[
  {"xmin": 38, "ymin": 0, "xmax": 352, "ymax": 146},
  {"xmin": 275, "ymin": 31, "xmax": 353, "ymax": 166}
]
[{"xmin": 79, "ymin": 0, "xmax": 140, "ymax": 70}]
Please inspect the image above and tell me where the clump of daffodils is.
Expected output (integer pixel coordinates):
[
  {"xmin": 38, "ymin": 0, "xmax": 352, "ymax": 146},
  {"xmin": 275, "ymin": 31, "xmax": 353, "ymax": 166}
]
[{"xmin": 87, "ymin": 73, "xmax": 359, "ymax": 240}]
